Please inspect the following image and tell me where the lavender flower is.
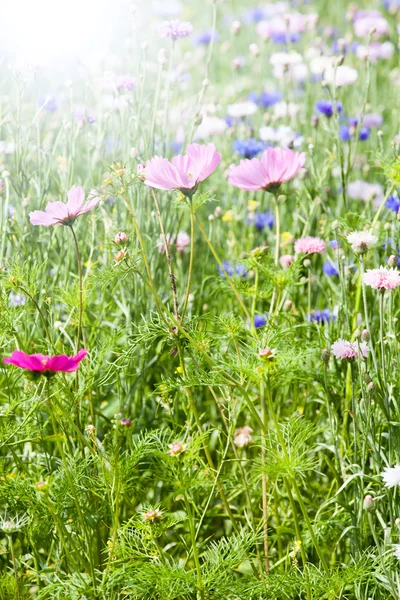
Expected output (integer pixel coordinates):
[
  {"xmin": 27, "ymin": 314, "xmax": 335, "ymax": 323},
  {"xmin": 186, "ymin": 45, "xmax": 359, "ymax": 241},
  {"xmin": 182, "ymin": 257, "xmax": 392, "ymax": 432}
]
[{"xmin": 159, "ymin": 20, "xmax": 193, "ymax": 41}]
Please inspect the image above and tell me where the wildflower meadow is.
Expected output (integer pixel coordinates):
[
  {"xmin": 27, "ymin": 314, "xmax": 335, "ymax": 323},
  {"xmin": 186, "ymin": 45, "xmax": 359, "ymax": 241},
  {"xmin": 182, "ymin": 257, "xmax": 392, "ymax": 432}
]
[{"xmin": 2, "ymin": 0, "xmax": 400, "ymax": 597}]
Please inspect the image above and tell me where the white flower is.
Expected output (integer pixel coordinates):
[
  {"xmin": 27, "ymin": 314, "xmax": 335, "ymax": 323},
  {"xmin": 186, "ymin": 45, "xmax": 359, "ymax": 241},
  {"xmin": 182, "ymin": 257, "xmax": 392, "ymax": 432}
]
[
  {"xmin": 324, "ymin": 65, "xmax": 358, "ymax": 87},
  {"xmin": 270, "ymin": 51, "xmax": 303, "ymax": 67},
  {"xmin": 394, "ymin": 545, "xmax": 400, "ymax": 560},
  {"xmin": 273, "ymin": 102, "xmax": 300, "ymax": 119},
  {"xmin": 381, "ymin": 465, "xmax": 400, "ymax": 488},
  {"xmin": 347, "ymin": 231, "xmax": 378, "ymax": 253},
  {"xmin": 348, "ymin": 180, "xmax": 384, "ymax": 206},
  {"xmin": 194, "ymin": 116, "xmax": 228, "ymax": 140},
  {"xmin": 227, "ymin": 101, "xmax": 258, "ymax": 118},
  {"xmin": 308, "ymin": 55, "xmax": 334, "ymax": 75}
]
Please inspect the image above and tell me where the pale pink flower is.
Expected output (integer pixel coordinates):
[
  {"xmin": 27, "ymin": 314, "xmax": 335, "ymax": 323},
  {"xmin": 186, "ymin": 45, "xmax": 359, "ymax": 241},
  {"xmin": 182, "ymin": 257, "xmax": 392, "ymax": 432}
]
[
  {"xmin": 353, "ymin": 14, "xmax": 388, "ymax": 38},
  {"xmin": 144, "ymin": 143, "xmax": 221, "ymax": 196},
  {"xmin": 228, "ymin": 147, "xmax": 305, "ymax": 192},
  {"xmin": 294, "ymin": 236, "xmax": 326, "ymax": 255},
  {"xmin": 29, "ymin": 186, "xmax": 99, "ymax": 226},
  {"xmin": 280, "ymin": 254, "xmax": 294, "ymax": 268},
  {"xmin": 331, "ymin": 339, "xmax": 369, "ymax": 360},
  {"xmin": 363, "ymin": 266, "xmax": 400, "ymax": 290},
  {"xmin": 176, "ymin": 231, "xmax": 190, "ymax": 253},
  {"xmin": 233, "ymin": 426, "xmax": 253, "ymax": 448}
]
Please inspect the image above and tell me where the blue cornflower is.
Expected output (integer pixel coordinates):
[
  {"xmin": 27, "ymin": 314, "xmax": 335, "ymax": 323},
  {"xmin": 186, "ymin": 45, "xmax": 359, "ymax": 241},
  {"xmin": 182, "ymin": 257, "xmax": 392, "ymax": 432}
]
[
  {"xmin": 386, "ymin": 195, "xmax": 400, "ymax": 213},
  {"xmin": 218, "ymin": 261, "xmax": 247, "ymax": 278},
  {"xmin": 340, "ymin": 126, "xmax": 370, "ymax": 141},
  {"xmin": 243, "ymin": 6, "xmax": 267, "ymax": 23},
  {"xmin": 248, "ymin": 91, "xmax": 281, "ymax": 108},
  {"xmin": 232, "ymin": 138, "xmax": 266, "ymax": 159},
  {"xmin": 315, "ymin": 100, "xmax": 343, "ymax": 118},
  {"xmin": 39, "ymin": 95, "xmax": 57, "ymax": 112},
  {"xmin": 359, "ymin": 128, "xmax": 370, "ymax": 141},
  {"xmin": 270, "ymin": 32, "xmax": 301, "ymax": 44},
  {"xmin": 323, "ymin": 261, "xmax": 339, "ymax": 276},
  {"xmin": 194, "ymin": 29, "xmax": 220, "ymax": 45},
  {"xmin": 308, "ymin": 309, "xmax": 334, "ymax": 325},
  {"xmin": 248, "ymin": 212, "xmax": 274, "ymax": 230},
  {"xmin": 254, "ymin": 313, "xmax": 268, "ymax": 328},
  {"xmin": 329, "ymin": 240, "xmax": 340, "ymax": 249}
]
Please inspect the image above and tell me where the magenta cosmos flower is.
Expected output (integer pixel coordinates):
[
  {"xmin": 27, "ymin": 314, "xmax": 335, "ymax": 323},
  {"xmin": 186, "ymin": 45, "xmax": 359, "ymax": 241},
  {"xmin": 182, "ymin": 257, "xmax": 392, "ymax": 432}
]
[
  {"xmin": 363, "ymin": 266, "xmax": 400, "ymax": 290},
  {"xmin": 294, "ymin": 236, "xmax": 326, "ymax": 255},
  {"xmin": 144, "ymin": 143, "xmax": 222, "ymax": 196},
  {"xmin": 3, "ymin": 349, "xmax": 87, "ymax": 375},
  {"xmin": 228, "ymin": 147, "xmax": 305, "ymax": 192},
  {"xmin": 29, "ymin": 186, "xmax": 99, "ymax": 227}
]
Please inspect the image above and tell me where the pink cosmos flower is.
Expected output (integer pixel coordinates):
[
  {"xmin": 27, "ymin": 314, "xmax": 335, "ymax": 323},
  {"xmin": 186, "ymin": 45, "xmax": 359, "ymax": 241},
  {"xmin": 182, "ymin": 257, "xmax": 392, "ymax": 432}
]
[
  {"xmin": 228, "ymin": 147, "xmax": 305, "ymax": 192},
  {"xmin": 294, "ymin": 236, "xmax": 326, "ymax": 255},
  {"xmin": 144, "ymin": 143, "xmax": 221, "ymax": 196},
  {"xmin": 363, "ymin": 266, "xmax": 400, "ymax": 290},
  {"xmin": 331, "ymin": 339, "xmax": 369, "ymax": 360},
  {"xmin": 3, "ymin": 349, "xmax": 87, "ymax": 374},
  {"xmin": 29, "ymin": 186, "xmax": 99, "ymax": 227}
]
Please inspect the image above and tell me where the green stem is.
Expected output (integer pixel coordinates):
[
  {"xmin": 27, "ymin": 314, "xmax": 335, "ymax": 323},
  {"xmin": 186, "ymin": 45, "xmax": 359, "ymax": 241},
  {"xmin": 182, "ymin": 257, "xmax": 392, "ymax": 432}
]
[
  {"xmin": 8, "ymin": 535, "xmax": 20, "ymax": 600},
  {"xmin": 180, "ymin": 202, "xmax": 195, "ymax": 325},
  {"xmin": 195, "ymin": 213, "xmax": 254, "ymax": 329}
]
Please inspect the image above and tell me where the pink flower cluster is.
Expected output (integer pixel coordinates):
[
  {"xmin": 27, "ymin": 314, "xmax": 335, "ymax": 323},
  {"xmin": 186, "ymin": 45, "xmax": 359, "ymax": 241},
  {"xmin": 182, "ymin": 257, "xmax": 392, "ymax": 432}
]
[
  {"xmin": 331, "ymin": 339, "xmax": 369, "ymax": 361},
  {"xmin": 294, "ymin": 236, "xmax": 326, "ymax": 255},
  {"xmin": 363, "ymin": 266, "xmax": 400, "ymax": 290}
]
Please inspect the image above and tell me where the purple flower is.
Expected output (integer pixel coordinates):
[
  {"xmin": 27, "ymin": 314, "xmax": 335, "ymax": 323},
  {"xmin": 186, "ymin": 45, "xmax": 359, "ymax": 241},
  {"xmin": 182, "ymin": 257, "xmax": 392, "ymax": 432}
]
[
  {"xmin": 248, "ymin": 91, "xmax": 281, "ymax": 108},
  {"xmin": 308, "ymin": 309, "xmax": 334, "ymax": 324},
  {"xmin": 386, "ymin": 195, "xmax": 400, "ymax": 213},
  {"xmin": 232, "ymin": 138, "xmax": 267, "ymax": 159},
  {"xmin": 218, "ymin": 261, "xmax": 247, "ymax": 278},
  {"xmin": 270, "ymin": 31, "xmax": 301, "ymax": 44},
  {"xmin": 194, "ymin": 29, "xmax": 219, "ymax": 45},
  {"xmin": 159, "ymin": 20, "xmax": 193, "ymax": 41},
  {"xmin": 340, "ymin": 126, "xmax": 370, "ymax": 141},
  {"xmin": 248, "ymin": 212, "xmax": 274, "ymax": 230},
  {"xmin": 315, "ymin": 100, "xmax": 342, "ymax": 118},
  {"xmin": 254, "ymin": 314, "xmax": 268, "ymax": 328},
  {"xmin": 39, "ymin": 95, "xmax": 57, "ymax": 112},
  {"xmin": 323, "ymin": 261, "xmax": 339, "ymax": 276}
]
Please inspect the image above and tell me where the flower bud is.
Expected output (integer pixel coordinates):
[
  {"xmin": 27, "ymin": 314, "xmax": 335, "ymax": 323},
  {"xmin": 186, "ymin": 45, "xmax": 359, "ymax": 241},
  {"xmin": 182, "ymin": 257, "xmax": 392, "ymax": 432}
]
[
  {"xmin": 363, "ymin": 494, "xmax": 375, "ymax": 511},
  {"xmin": 321, "ymin": 348, "xmax": 330, "ymax": 363},
  {"xmin": 231, "ymin": 20, "xmax": 241, "ymax": 35},
  {"xmin": 119, "ymin": 418, "xmax": 131, "ymax": 427},
  {"xmin": 114, "ymin": 249, "xmax": 127, "ymax": 262},
  {"xmin": 249, "ymin": 43, "xmax": 260, "ymax": 56},
  {"xmin": 361, "ymin": 329, "xmax": 370, "ymax": 342},
  {"xmin": 388, "ymin": 254, "xmax": 397, "ymax": 267},
  {"xmin": 114, "ymin": 231, "xmax": 128, "ymax": 245}
]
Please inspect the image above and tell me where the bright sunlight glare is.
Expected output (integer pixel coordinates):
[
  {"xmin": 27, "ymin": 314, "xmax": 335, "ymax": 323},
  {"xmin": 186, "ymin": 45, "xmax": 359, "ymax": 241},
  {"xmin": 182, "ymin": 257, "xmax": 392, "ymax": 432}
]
[{"xmin": 1, "ymin": 0, "xmax": 111, "ymax": 65}]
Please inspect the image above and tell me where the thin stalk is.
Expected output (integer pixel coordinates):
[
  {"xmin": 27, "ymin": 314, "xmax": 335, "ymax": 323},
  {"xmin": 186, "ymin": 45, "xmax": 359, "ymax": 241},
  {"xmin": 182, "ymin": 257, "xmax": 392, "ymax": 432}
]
[
  {"xmin": 180, "ymin": 202, "xmax": 195, "ymax": 325},
  {"xmin": 150, "ymin": 188, "xmax": 179, "ymax": 320},
  {"xmin": 264, "ymin": 388, "xmax": 329, "ymax": 573},
  {"xmin": 121, "ymin": 192, "xmax": 169, "ymax": 325},
  {"xmin": 8, "ymin": 535, "xmax": 20, "ymax": 600},
  {"xmin": 260, "ymin": 381, "xmax": 270, "ymax": 573},
  {"xmin": 70, "ymin": 225, "xmax": 83, "ymax": 351},
  {"xmin": 379, "ymin": 290, "xmax": 386, "ymax": 384},
  {"xmin": 0, "ymin": 173, "xmax": 10, "ymax": 263},
  {"xmin": 195, "ymin": 213, "xmax": 254, "ymax": 329}
]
